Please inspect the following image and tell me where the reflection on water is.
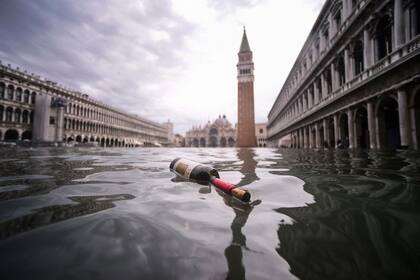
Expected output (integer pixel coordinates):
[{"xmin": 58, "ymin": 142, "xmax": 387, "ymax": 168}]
[{"xmin": 0, "ymin": 147, "xmax": 419, "ymax": 280}]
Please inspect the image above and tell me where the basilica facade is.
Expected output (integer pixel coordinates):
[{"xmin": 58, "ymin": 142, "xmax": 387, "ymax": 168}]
[{"xmin": 185, "ymin": 115, "xmax": 236, "ymax": 147}]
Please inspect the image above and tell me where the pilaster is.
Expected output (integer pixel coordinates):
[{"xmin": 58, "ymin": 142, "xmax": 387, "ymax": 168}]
[{"xmin": 398, "ymin": 89, "xmax": 410, "ymax": 148}]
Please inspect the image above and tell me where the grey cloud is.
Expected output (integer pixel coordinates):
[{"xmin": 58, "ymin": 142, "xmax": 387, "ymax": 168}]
[
  {"xmin": 207, "ymin": 0, "xmax": 266, "ymax": 14},
  {"xmin": 0, "ymin": 0, "xmax": 195, "ymax": 123}
]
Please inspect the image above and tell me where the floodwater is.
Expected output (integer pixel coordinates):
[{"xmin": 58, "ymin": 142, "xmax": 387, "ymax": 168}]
[{"xmin": 0, "ymin": 147, "xmax": 419, "ymax": 280}]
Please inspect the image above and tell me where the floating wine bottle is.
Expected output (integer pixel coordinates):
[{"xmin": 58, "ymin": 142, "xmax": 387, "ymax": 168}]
[{"xmin": 170, "ymin": 158, "xmax": 251, "ymax": 202}]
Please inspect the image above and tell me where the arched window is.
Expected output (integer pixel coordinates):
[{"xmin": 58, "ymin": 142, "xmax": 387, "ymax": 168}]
[
  {"xmin": 22, "ymin": 110, "xmax": 29, "ymax": 123},
  {"xmin": 6, "ymin": 107, "xmax": 13, "ymax": 122},
  {"xmin": 23, "ymin": 90, "xmax": 30, "ymax": 103},
  {"xmin": 16, "ymin": 88, "xmax": 22, "ymax": 102},
  {"xmin": 337, "ymin": 56, "xmax": 346, "ymax": 86},
  {"xmin": 0, "ymin": 83, "xmax": 5, "ymax": 99},
  {"xmin": 376, "ymin": 15, "xmax": 393, "ymax": 60},
  {"xmin": 7, "ymin": 85, "xmax": 14, "ymax": 100},
  {"xmin": 0, "ymin": 105, "xmax": 4, "ymax": 121},
  {"xmin": 15, "ymin": 109, "xmax": 21, "ymax": 123},
  {"xmin": 353, "ymin": 40, "xmax": 364, "ymax": 75}
]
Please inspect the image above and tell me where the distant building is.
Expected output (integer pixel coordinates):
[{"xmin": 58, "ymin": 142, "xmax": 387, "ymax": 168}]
[
  {"xmin": 173, "ymin": 134, "xmax": 185, "ymax": 147},
  {"xmin": 255, "ymin": 123, "xmax": 267, "ymax": 147},
  {"xmin": 185, "ymin": 115, "xmax": 236, "ymax": 147},
  {"xmin": 162, "ymin": 119, "xmax": 174, "ymax": 144},
  {"xmin": 237, "ymin": 28, "xmax": 257, "ymax": 147},
  {"xmin": 0, "ymin": 62, "xmax": 169, "ymax": 147}
]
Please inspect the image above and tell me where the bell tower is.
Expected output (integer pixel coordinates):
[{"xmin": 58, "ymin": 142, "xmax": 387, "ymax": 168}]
[{"xmin": 237, "ymin": 28, "xmax": 256, "ymax": 147}]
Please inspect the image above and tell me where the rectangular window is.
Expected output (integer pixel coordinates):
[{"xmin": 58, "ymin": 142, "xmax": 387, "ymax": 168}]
[{"xmin": 49, "ymin": 116, "xmax": 55, "ymax": 125}]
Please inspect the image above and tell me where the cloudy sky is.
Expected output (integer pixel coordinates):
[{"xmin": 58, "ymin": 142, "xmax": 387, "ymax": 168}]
[{"xmin": 0, "ymin": 0, "xmax": 324, "ymax": 133}]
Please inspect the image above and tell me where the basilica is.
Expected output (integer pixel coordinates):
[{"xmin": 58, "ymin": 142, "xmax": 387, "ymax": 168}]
[{"xmin": 185, "ymin": 115, "xmax": 236, "ymax": 147}]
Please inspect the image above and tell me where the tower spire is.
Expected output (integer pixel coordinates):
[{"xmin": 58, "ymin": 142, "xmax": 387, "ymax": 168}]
[{"xmin": 239, "ymin": 27, "xmax": 251, "ymax": 53}]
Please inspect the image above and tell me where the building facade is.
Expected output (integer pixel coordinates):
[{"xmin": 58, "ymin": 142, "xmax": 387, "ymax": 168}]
[
  {"xmin": 0, "ymin": 63, "xmax": 169, "ymax": 147},
  {"xmin": 255, "ymin": 123, "xmax": 268, "ymax": 147},
  {"xmin": 267, "ymin": 0, "xmax": 420, "ymax": 150},
  {"xmin": 237, "ymin": 29, "xmax": 257, "ymax": 147},
  {"xmin": 185, "ymin": 115, "xmax": 236, "ymax": 147}
]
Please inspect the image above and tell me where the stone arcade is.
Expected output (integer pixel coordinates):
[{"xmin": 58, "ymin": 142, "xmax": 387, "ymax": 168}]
[{"xmin": 267, "ymin": 0, "xmax": 420, "ymax": 150}]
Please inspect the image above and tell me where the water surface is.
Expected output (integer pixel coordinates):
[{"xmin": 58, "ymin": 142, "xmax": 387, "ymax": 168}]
[{"xmin": 0, "ymin": 147, "xmax": 419, "ymax": 280}]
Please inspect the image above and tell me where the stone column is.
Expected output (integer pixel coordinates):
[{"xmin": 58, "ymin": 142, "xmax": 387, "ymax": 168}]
[
  {"xmin": 308, "ymin": 90, "xmax": 313, "ymax": 108},
  {"xmin": 394, "ymin": 0, "xmax": 405, "ymax": 48},
  {"xmin": 348, "ymin": 109, "xmax": 355, "ymax": 149},
  {"xmin": 363, "ymin": 29, "xmax": 372, "ymax": 69},
  {"xmin": 398, "ymin": 89, "xmax": 410, "ymax": 148},
  {"xmin": 331, "ymin": 63, "xmax": 337, "ymax": 92},
  {"xmin": 313, "ymin": 83, "xmax": 319, "ymax": 104},
  {"xmin": 309, "ymin": 126, "xmax": 314, "ymax": 148},
  {"xmin": 303, "ymin": 93, "xmax": 308, "ymax": 111},
  {"xmin": 299, "ymin": 128, "xmax": 305, "ymax": 149},
  {"xmin": 315, "ymin": 123, "xmax": 321, "ymax": 148},
  {"xmin": 321, "ymin": 73, "xmax": 326, "ymax": 100},
  {"xmin": 334, "ymin": 114, "xmax": 339, "ymax": 148},
  {"xmin": 323, "ymin": 119, "xmax": 328, "ymax": 148},
  {"xmin": 344, "ymin": 48, "xmax": 351, "ymax": 82},
  {"xmin": 342, "ymin": 0, "xmax": 349, "ymax": 20},
  {"xmin": 367, "ymin": 101, "xmax": 376, "ymax": 149}
]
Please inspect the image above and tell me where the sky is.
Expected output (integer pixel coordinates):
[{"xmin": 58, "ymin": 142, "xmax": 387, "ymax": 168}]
[{"xmin": 0, "ymin": 0, "xmax": 324, "ymax": 134}]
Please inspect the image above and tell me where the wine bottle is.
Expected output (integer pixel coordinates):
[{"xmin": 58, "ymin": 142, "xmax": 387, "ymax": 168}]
[{"xmin": 170, "ymin": 158, "xmax": 251, "ymax": 202}]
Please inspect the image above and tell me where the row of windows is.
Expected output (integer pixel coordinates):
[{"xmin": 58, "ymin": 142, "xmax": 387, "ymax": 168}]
[
  {"xmin": 0, "ymin": 106, "xmax": 33, "ymax": 124},
  {"xmin": 239, "ymin": 69, "xmax": 251, "ymax": 75},
  {"xmin": 272, "ymin": 1, "xmax": 420, "ymax": 123},
  {"xmin": 0, "ymin": 83, "xmax": 36, "ymax": 104}
]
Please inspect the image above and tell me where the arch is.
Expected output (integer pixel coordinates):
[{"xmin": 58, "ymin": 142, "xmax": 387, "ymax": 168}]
[
  {"xmin": 209, "ymin": 136, "xmax": 218, "ymax": 147},
  {"xmin": 228, "ymin": 138, "xmax": 235, "ymax": 147},
  {"xmin": 199, "ymin": 137, "xmax": 206, "ymax": 147},
  {"xmin": 192, "ymin": 138, "xmax": 199, "ymax": 147},
  {"xmin": 7, "ymin": 85, "xmax": 14, "ymax": 100},
  {"xmin": 14, "ymin": 108, "xmax": 21, "ymax": 123},
  {"xmin": 83, "ymin": 136, "xmax": 89, "ymax": 143},
  {"xmin": 337, "ymin": 55, "xmax": 346, "ymax": 86},
  {"xmin": 375, "ymin": 15, "xmax": 393, "ymax": 60},
  {"xmin": 16, "ymin": 87, "xmax": 22, "ymax": 102},
  {"xmin": 339, "ymin": 113, "xmax": 349, "ymax": 148},
  {"xmin": 6, "ymin": 107, "xmax": 13, "ymax": 122},
  {"xmin": 353, "ymin": 40, "xmax": 364, "ymax": 76},
  {"xmin": 90, "ymin": 136, "xmax": 95, "ymax": 142},
  {"xmin": 110, "ymin": 138, "xmax": 114, "ymax": 147},
  {"xmin": 101, "ymin": 138, "xmax": 106, "ymax": 147},
  {"xmin": 67, "ymin": 136, "xmax": 74, "ymax": 142},
  {"xmin": 209, "ymin": 128, "xmax": 218, "ymax": 135},
  {"xmin": 21, "ymin": 130, "xmax": 32, "ymax": 141},
  {"xmin": 377, "ymin": 96, "xmax": 400, "ymax": 149},
  {"xmin": 0, "ymin": 82, "xmax": 5, "ymax": 98},
  {"xmin": 75, "ymin": 135, "xmax": 82, "ymax": 143},
  {"xmin": 23, "ymin": 90, "xmax": 30, "ymax": 103},
  {"xmin": 220, "ymin": 137, "xmax": 227, "ymax": 147},
  {"xmin": 4, "ymin": 129, "xmax": 19, "ymax": 141},
  {"xmin": 354, "ymin": 107, "xmax": 369, "ymax": 149}
]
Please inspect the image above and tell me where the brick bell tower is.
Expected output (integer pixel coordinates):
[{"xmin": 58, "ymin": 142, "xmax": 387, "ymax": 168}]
[{"xmin": 237, "ymin": 28, "xmax": 256, "ymax": 147}]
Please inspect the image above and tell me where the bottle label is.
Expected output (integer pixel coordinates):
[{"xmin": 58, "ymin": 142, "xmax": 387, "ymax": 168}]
[{"xmin": 173, "ymin": 159, "xmax": 199, "ymax": 179}]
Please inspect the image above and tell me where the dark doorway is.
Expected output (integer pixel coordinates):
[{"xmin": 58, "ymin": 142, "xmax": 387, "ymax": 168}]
[
  {"xmin": 328, "ymin": 119, "xmax": 335, "ymax": 148},
  {"xmin": 378, "ymin": 97, "xmax": 400, "ymax": 149},
  {"xmin": 355, "ymin": 107, "xmax": 369, "ymax": 149},
  {"xmin": 339, "ymin": 113, "xmax": 349, "ymax": 148},
  {"xmin": 21, "ymin": 131, "xmax": 32, "ymax": 141},
  {"xmin": 76, "ymin": 135, "xmax": 82, "ymax": 143},
  {"xmin": 4, "ymin": 129, "xmax": 19, "ymax": 141}
]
